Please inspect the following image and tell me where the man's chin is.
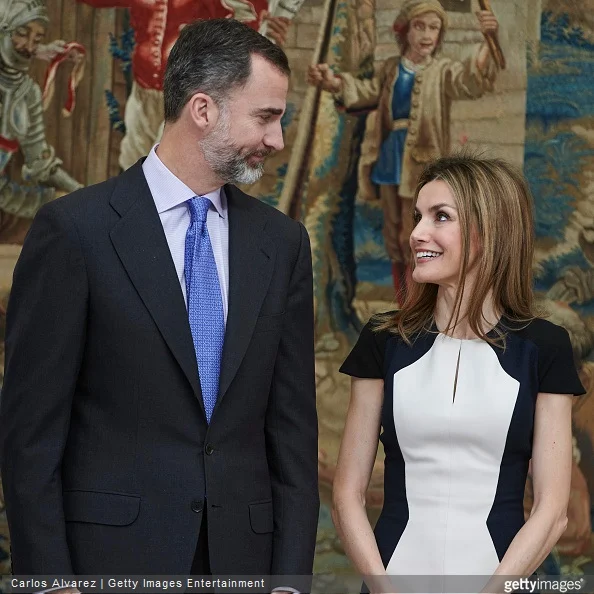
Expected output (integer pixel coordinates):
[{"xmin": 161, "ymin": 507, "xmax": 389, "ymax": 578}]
[
  {"xmin": 226, "ymin": 165, "xmax": 264, "ymax": 186},
  {"xmin": 239, "ymin": 168, "xmax": 264, "ymax": 185}
]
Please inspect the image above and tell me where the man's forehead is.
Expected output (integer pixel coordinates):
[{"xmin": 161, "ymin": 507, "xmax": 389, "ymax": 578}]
[
  {"xmin": 248, "ymin": 54, "xmax": 288, "ymax": 80},
  {"xmin": 412, "ymin": 13, "xmax": 442, "ymax": 24},
  {"xmin": 235, "ymin": 63, "xmax": 287, "ymax": 104},
  {"xmin": 14, "ymin": 18, "xmax": 46, "ymax": 31}
]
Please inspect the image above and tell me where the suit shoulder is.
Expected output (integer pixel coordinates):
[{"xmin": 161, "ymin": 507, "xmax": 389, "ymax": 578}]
[
  {"xmin": 47, "ymin": 175, "xmax": 120, "ymax": 217},
  {"xmin": 240, "ymin": 191, "xmax": 303, "ymax": 235}
]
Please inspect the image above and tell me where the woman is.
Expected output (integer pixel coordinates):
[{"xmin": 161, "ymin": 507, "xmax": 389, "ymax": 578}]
[
  {"xmin": 307, "ymin": 0, "xmax": 499, "ymax": 290},
  {"xmin": 336, "ymin": 155, "xmax": 584, "ymax": 594}
]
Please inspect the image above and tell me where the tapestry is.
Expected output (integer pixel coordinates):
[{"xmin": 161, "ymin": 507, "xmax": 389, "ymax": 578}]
[{"xmin": 0, "ymin": 1, "xmax": 592, "ymax": 589}]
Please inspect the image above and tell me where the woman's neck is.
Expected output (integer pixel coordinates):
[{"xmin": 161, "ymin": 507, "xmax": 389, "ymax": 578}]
[{"xmin": 434, "ymin": 286, "xmax": 500, "ymax": 339}]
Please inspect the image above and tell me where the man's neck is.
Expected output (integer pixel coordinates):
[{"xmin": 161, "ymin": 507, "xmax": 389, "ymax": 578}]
[{"xmin": 156, "ymin": 137, "xmax": 223, "ymax": 197}]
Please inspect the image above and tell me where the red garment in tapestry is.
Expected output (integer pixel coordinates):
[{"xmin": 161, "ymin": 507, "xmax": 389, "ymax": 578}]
[
  {"xmin": 78, "ymin": 0, "xmax": 268, "ymax": 90},
  {"xmin": 0, "ymin": 136, "xmax": 19, "ymax": 153}
]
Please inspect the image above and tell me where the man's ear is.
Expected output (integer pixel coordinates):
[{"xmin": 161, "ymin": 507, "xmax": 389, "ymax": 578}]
[{"xmin": 187, "ymin": 92, "xmax": 219, "ymax": 133}]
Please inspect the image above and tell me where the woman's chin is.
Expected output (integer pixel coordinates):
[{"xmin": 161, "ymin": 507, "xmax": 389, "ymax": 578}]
[
  {"xmin": 412, "ymin": 270, "xmax": 430, "ymax": 284},
  {"xmin": 411, "ymin": 269, "xmax": 441, "ymax": 285}
]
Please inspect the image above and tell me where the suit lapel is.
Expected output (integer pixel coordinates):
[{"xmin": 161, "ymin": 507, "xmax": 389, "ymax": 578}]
[
  {"xmin": 108, "ymin": 162, "xmax": 204, "ymax": 415},
  {"xmin": 216, "ymin": 185, "xmax": 276, "ymax": 405}
]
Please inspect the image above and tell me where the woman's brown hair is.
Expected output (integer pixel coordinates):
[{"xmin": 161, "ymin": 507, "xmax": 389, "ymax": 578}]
[{"xmin": 377, "ymin": 154, "xmax": 538, "ymax": 346}]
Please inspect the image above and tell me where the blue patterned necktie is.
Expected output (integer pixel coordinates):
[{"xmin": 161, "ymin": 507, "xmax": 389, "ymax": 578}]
[{"xmin": 185, "ymin": 196, "xmax": 225, "ymax": 423}]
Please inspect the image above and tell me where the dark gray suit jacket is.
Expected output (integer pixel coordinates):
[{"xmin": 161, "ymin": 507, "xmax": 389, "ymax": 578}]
[{"xmin": 0, "ymin": 161, "xmax": 319, "ymax": 580}]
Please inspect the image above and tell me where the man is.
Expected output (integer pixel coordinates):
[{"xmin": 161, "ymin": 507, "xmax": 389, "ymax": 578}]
[
  {"xmin": 77, "ymin": 0, "xmax": 301, "ymax": 171},
  {"xmin": 0, "ymin": 0, "xmax": 82, "ymax": 243},
  {"xmin": 0, "ymin": 18, "xmax": 318, "ymax": 592}
]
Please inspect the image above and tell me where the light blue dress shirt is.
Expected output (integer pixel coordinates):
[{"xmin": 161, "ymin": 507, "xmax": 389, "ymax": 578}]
[{"xmin": 142, "ymin": 145, "xmax": 229, "ymax": 323}]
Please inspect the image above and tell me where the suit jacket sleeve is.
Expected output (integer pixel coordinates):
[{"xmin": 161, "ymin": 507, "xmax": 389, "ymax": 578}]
[
  {"xmin": 265, "ymin": 221, "xmax": 319, "ymax": 581},
  {"xmin": 0, "ymin": 201, "xmax": 88, "ymax": 573}
]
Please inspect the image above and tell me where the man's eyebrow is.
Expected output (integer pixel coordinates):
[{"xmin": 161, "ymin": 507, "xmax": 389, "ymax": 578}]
[{"xmin": 252, "ymin": 107, "xmax": 284, "ymax": 116}]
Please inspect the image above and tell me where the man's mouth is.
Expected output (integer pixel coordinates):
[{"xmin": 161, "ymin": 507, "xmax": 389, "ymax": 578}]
[{"xmin": 247, "ymin": 150, "xmax": 271, "ymax": 164}]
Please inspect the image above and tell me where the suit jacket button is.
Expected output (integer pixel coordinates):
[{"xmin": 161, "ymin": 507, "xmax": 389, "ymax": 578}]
[
  {"xmin": 205, "ymin": 443, "xmax": 214, "ymax": 455},
  {"xmin": 191, "ymin": 500, "xmax": 203, "ymax": 513}
]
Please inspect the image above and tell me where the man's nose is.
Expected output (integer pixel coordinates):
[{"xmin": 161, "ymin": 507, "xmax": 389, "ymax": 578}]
[
  {"xmin": 264, "ymin": 122, "xmax": 284, "ymax": 152},
  {"xmin": 25, "ymin": 37, "xmax": 36, "ymax": 53}
]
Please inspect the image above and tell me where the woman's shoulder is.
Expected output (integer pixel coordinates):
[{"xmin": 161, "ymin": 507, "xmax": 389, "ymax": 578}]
[
  {"xmin": 352, "ymin": 311, "xmax": 400, "ymax": 349},
  {"xmin": 504, "ymin": 316, "xmax": 572, "ymax": 349},
  {"xmin": 339, "ymin": 312, "xmax": 399, "ymax": 379}
]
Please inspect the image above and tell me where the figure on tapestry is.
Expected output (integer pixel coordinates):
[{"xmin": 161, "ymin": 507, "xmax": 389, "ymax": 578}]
[
  {"xmin": 308, "ymin": 0, "xmax": 501, "ymax": 291},
  {"xmin": 0, "ymin": 0, "xmax": 82, "ymax": 243},
  {"xmin": 78, "ymin": 0, "xmax": 305, "ymax": 170}
]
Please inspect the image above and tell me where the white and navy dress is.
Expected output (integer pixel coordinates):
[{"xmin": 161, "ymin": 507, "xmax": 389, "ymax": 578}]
[{"xmin": 340, "ymin": 316, "xmax": 584, "ymax": 590}]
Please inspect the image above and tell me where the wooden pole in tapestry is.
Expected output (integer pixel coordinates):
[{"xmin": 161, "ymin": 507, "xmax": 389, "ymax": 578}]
[
  {"xmin": 277, "ymin": 0, "xmax": 338, "ymax": 215},
  {"xmin": 478, "ymin": 0, "xmax": 506, "ymax": 69}
]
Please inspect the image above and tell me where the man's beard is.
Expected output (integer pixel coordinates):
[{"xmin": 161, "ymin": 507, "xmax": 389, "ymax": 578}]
[{"xmin": 200, "ymin": 111, "xmax": 271, "ymax": 185}]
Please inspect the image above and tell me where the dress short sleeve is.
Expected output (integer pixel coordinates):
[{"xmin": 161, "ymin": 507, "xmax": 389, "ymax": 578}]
[
  {"xmin": 339, "ymin": 317, "xmax": 390, "ymax": 379},
  {"xmin": 538, "ymin": 326, "xmax": 586, "ymax": 396}
]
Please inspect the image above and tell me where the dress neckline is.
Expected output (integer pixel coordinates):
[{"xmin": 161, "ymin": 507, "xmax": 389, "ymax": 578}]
[{"xmin": 431, "ymin": 317, "xmax": 505, "ymax": 343}]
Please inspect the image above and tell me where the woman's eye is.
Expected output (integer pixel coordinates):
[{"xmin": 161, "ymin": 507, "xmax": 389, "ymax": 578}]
[
  {"xmin": 413, "ymin": 212, "xmax": 421, "ymax": 224},
  {"xmin": 436, "ymin": 212, "xmax": 449, "ymax": 222}
]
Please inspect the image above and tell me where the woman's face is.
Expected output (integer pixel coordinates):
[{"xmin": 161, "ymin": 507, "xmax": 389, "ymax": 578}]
[
  {"xmin": 409, "ymin": 180, "xmax": 479, "ymax": 289},
  {"xmin": 406, "ymin": 11, "xmax": 442, "ymax": 60}
]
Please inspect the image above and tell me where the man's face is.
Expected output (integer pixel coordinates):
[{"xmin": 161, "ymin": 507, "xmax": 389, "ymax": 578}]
[
  {"xmin": 406, "ymin": 12, "xmax": 442, "ymax": 60},
  {"xmin": 200, "ymin": 54, "xmax": 288, "ymax": 185},
  {"xmin": 11, "ymin": 19, "xmax": 46, "ymax": 60}
]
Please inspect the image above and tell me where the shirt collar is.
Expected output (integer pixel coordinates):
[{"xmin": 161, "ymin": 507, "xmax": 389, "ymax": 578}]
[{"xmin": 142, "ymin": 144, "xmax": 227, "ymax": 219}]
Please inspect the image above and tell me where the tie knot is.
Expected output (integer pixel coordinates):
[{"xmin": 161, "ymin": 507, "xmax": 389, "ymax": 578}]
[{"xmin": 187, "ymin": 196, "xmax": 211, "ymax": 225}]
